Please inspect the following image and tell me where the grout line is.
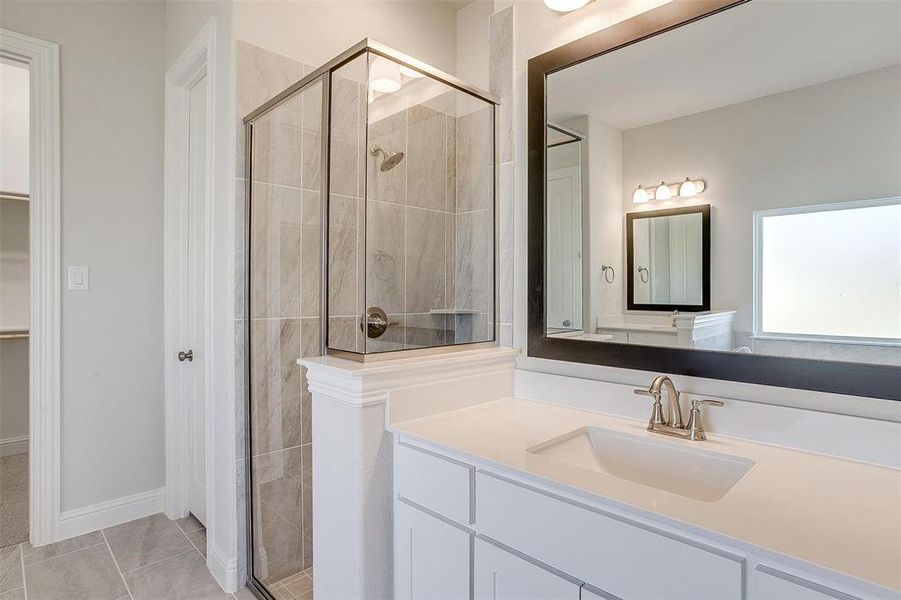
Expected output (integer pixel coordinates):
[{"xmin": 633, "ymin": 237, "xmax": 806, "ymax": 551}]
[
  {"xmin": 101, "ymin": 529, "xmax": 133, "ymax": 599},
  {"xmin": 249, "ymin": 441, "xmax": 310, "ymax": 460},
  {"xmin": 118, "ymin": 548, "xmax": 198, "ymax": 577},
  {"xmin": 18, "ymin": 543, "xmax": 27, "ymax": 600},
  {"xmin": 20, "ymin": 540, "xmax": 108, "ymax": 567}
]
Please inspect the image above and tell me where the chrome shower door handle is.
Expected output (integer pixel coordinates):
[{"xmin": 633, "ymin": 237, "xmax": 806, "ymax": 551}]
[{"xmin": 178, "ymin": 350, "xmax": 194, "ymax": 362}]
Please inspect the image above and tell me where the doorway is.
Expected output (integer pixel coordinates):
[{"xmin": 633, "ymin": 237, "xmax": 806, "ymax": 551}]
[
  {"xmin": 163, "ymin": 24, "xmax": 213, "ymax": 537},
  {"xmin": 0, "ymin": 57, "xmax": 30, "ymax": 549}
]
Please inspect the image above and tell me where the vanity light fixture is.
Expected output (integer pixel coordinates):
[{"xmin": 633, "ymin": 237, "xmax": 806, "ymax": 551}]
[
  {"xmin": 631, "ymin": 178, "xmax": 707, "ymax": 203},
  {"xmin": 370, "ymin": 57, "xmax": 402, "ymax": 93},
  {"xmin": 544, "ymin": 0, "xmax": 592, "ymax": 13},
  {"xmin": 655, "ymin": 181, "xmax": 673, "ymax": 200},
  {"xmin": 632, "ymin": 186, "xmax": 650, "ymax": 204}
]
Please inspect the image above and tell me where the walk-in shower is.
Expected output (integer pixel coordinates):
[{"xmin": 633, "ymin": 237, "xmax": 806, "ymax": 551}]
[{"xmin": 243, "ymin": 40, "xmax": 497, "ymax": 598}]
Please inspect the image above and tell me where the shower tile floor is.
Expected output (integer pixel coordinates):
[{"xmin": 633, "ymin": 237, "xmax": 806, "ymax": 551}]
[
  {"xmin": 266, "ymin": 569, "xmax": 313, "ymax": 600},
  {"xmin": 0, "ymin": 512, "xmax": 267, "ymax": 600}
]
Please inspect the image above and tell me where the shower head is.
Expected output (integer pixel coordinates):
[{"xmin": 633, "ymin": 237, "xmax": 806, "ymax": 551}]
[{"xmin": 370, "ymin": 144, "xmax": 405, "ymax": 172}]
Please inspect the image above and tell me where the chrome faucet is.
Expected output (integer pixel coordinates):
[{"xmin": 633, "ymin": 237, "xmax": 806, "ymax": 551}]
[{"xmin": 634, "ymin": 376, "xmax": 722, "ymax": 440}]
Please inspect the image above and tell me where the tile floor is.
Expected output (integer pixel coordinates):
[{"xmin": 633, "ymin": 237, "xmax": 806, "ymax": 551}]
[
  {"xmin": 0, "ymin": 454, "xmax": 29, "ymax": 548},
  {"xmin": 0, "ymin": 512, "xmax": 268, "ymax": 600},
  {"xmin": 264, "ymin": 569, "xmax": 313, "ymax": 600}
]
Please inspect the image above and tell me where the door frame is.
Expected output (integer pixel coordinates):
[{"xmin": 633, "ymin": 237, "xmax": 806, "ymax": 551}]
[
  {"xmin": 0, "ymin": 28, "xmax": 62, "ymax": 547},
  {"xmin": 163, "ymin": 19, "xmax": 216, "ymax": 532}
]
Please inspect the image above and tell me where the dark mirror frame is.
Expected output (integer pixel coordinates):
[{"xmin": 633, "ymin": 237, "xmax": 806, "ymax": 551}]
[
  {"xmin": 526, "ymin": 0, "xmax": 900, "ymax": 400},
  {"xmin": 626, "ymin": 205, "xmax": 710, "ymax": 313}
]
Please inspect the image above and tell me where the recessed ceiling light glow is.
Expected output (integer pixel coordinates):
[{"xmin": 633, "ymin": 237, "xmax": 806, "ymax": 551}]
[
  {"xmin": 369, "ymin": 57, "xmax": 402, "ymax": 93},
  {"xmin": 544, "ymin": 0, "xmax": 590, "ymax": 13}
]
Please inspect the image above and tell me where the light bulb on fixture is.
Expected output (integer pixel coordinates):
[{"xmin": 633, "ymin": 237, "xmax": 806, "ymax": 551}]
[
  {"xmin": 544, "ymin": 0, "xmax": 591, "ymax": 13},
  {"xmin": 678, "ymin": 177, "xmax": 697, "ymax": 197},
  {"xmin": 654, "ymin": 181, "xmax": 672, "ymax": 200},
  {"xmin": 369, "ymin": 57, "xmax": 402, "ymax": 93},
  {"xmin": 632, "ymin": 186, "xmax": 650, "ymax": 204}
]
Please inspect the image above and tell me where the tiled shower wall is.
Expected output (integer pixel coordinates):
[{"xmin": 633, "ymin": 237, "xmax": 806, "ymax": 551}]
[
  {"xmin": 233, "ymin": 5, "xmax": 515, "ymax": 582},
  {"xmin": 236, "ymin": 41, "xmax": 316, "ymax": 585}
]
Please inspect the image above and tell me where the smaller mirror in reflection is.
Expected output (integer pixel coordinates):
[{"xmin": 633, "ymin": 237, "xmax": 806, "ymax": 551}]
[{"xmin": 627, "ymin": 206, "xmax": 709, "ymax": 311}]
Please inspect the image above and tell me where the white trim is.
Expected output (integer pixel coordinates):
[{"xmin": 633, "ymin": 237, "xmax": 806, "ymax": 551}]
[
  {"xmin": 0, "ymin": 435, "xmax": 29, "ymax": 457},
  {"xmin": 0, "ymin": 28, "xmax": 62, "ymax": 547},
  {"xmin": 208, "ymin": 544, "xmax": 239, "ymax": 592},
  {"xmin": 752, "ymin": 196, "xmax": 901, "ymax": 341},
  {"xmin": 58, "ymin": 487, "xmax": 166, "ymax": 540},
  {"xmin": 163, "ymin": 19, "xmax": 216, "ymax": 519}
]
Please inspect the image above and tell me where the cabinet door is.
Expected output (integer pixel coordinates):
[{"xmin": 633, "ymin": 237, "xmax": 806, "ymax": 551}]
[
  {"xmin": 753, "ymin": 567, "xmax": 861, "ymax": 600},
  {"xmin": 395, "ymin": 501, "xmax": 471, "ymax": 600},
  {"xmin": 474, "ymin": 538, "xmax": 581, "ymax": 600}
]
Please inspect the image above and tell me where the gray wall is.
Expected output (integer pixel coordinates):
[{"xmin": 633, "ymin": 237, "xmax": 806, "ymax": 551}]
[{"xmin": 1, "ymin": 0, "xmax": 167, "ymax": 512}]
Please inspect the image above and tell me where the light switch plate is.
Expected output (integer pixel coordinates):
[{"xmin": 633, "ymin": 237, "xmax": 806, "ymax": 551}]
[{"xmin": 68, "ymin": 266, "xmax": 89, "ymax": 291}]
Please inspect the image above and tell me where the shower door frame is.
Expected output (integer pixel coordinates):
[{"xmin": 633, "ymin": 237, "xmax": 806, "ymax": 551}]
[{"xmin": 242, "ymin": 40, "xmax": 499, "ymax": 599}]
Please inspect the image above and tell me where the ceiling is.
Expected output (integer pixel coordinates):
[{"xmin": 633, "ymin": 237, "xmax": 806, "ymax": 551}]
[{"xmin": 548, "ymin": 1, "xmax": 901, "ymax": 130}]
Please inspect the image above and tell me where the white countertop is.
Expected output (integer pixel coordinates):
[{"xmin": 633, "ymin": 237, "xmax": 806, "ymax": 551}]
[{"xmin": 390, "ymin": 397, "xmax": 901, "ymax": 591}]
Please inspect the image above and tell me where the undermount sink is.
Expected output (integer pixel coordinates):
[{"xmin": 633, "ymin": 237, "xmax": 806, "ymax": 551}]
[{"xmin": 527, "ymin": 426, "xmax": 754, "ymax": 502}]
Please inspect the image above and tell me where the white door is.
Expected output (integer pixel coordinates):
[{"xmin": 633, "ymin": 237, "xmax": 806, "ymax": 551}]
[
  {"xmin": 394, "ymin": 501, "xmax": 471, "ymax": 599},
  {"xmin": 184, "ymin": 74, "xmax": 208, "ymax": 525},
  {"xmin": 546, "ymin": 166, "xmax": 582, "ymax": 330},
  {"xmin": 473, "ymin": 538, "xmax": 581, "ymax": 600}
]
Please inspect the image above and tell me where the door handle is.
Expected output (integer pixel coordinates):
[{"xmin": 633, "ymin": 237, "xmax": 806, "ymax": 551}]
[{"xmin": 178, "ymin": 350, "xmax": 194, "ymax": 362}]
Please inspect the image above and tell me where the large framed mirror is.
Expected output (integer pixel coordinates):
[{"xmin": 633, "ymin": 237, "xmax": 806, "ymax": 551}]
[{"xmin": 527, "ymin": 0, "xmax": 900, "ymax": 399}]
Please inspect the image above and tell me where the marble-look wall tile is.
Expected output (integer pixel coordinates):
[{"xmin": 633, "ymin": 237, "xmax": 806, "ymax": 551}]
[
  {"xmin": 405, "ymin": 313, "xmax": 449, "ymax": 349},
  {"xmin": 329, "ymin": 137, "xmax": 361, "ymax": 198},
  {"xmin": 405, "ymin": 207, "xmax": 446, "ymax": 313},
  {"xmin": 446, "ymin": 115, "xmax": 457, "ymax": 213},
  {"xmin": 250, "ymin": 319, "xmax": 302, "ymax": 456},
  {"xmin": 237, "ymin": 41, "xmax": 305, "ymax": 123},
  {"xmin": 300, "ymin": 191, "xmax": 321, "ymax": 317},
  {"xmin": 252, "ymin": 446, "xmax": 304, "ymax": 584},
  {"xmin": 328, "ymin": 194, "xmax": 360, "ymax": 320},
  {"xmin": 456, "ymin": 107, "xmax": 494, "ymax": 213},
  {"xmin": 236, "ymin": 178, "xmax": 247, "ymax": 320},
  {"xmin": 365, "ymin": 314, "xmax": 406, "ymax": 353},
  {"xmin": 301, "ymin": 131, "xmax": 321, "ymax": 193},
  {"xmin": 367, "ymin": 201, "xmax": 406, "ymax": 314},
  {"xmin": 331, "ymin": 75, "xmax": 361, "ymax": 144},
  {"xmin": 328, "ymin": 316, "xmax": 360, "ymax": 353},
  {"xmin": 455, "ymin": 209, "xmax": 494, "ymax": 315},
  {"xmin": 407, "ymin": 105, "xmax": 447, "ymax": 211},
  {"xmin": 452, "ymin": 312, "xmax": 492, "ymax": 345},
  {"xmin": 252, "ymin": 113, "xmax": 303, "ymax": 189},
  {"xmin": 490, "ymin": 6, "xmax": 514, "ymax": 164},
  {"xmin": 299, "ymin": 317, "xmax": 321, "ymax": 446},
  {"xmin": 235, "ymin": 318, "xmax": 246, "ymax": 460},
  {"xmin": 250, "ymin": 182, "xmax": 302, "ymax": 319},
  {"xmin": 367, "ymin": 111, "xmax": 407, "ymax": 205},
  {"xmin": 498, "ymin": 162, "xmax": 514, "ymax": 325},
  {"xmin": 445, "ymin": 213, "xmax": 456, "ymax": 310}
]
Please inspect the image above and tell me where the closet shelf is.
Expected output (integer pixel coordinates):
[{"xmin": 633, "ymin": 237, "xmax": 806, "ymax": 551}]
[{"xmin": 0, "ymin": 192, "xmax": 29, "ymax": 202}]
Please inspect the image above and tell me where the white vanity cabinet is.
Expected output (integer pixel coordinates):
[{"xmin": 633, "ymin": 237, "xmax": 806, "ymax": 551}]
[
  {"xmin": 392, "ymin": 438, "xmax": 889, "ymax": 600},
  {"xmin": 395, "ymin": 500, "xmax": 471, "ymax": 600},
  {"xmin": 473, "ymin": 538, "xmax": 581, "ymax": 600}
]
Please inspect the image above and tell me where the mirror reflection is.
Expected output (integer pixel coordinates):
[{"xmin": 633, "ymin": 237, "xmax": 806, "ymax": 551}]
[{"xmin": 545, "ymin": 0, "xmax": 900, "ymax": 365}]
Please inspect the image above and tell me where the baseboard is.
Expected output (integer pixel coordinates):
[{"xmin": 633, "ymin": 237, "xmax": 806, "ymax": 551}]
[
  {"xmin": 0, "ymin": 435, "xmax": 28, "ymax": 457},
  {"xmin": 58, "ymin": 486, "xmax": 166, "ymax": 540},
  {"xmin": 208, "ymin": 542, "xmax": 240, "ymax": 593}
]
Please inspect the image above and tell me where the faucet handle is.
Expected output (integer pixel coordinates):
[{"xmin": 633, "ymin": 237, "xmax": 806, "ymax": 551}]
[
  {"xmin": 634, "ymin": 389, "xmax": 666, "ymax": 426},
  {"xmin": 686, "ymin": 398, "xmax": 723, "ymax": 440}
]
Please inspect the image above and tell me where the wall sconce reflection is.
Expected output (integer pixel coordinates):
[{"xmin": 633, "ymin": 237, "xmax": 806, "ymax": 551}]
[{"xmin": 632, "ymin": 178, "xmax": 706, "ymax": 203}]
